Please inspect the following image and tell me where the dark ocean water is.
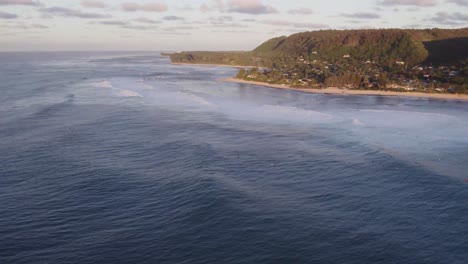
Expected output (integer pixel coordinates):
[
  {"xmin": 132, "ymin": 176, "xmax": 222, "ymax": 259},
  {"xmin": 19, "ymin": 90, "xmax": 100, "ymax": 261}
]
[{"xmin": 1, "ymin": 52, "xmax": 467, "ymax": 264}]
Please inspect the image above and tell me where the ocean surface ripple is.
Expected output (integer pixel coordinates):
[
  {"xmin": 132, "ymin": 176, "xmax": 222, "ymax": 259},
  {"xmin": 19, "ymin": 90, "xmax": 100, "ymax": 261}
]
[{"xmin": 1, "ymin": 52, "xmax": 467, "ymax": 264}]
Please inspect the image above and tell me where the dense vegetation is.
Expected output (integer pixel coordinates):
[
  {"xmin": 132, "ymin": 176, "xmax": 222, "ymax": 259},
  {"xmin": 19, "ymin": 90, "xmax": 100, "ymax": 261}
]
[{"xmin": 170, "ymin": 28, "xmax": 468, "ymax": 94}]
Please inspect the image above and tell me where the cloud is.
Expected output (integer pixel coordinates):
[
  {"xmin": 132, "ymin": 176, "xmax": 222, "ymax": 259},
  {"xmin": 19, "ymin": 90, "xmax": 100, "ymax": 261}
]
[
  {"xmin": 121, "ymin": 24, "xmax": 154, "ymax": 30},
  {"xmin": 341, "ymin": 12, "xmax": 381, "ymax": 19},
  {"xmin": 430, "ymin": 11, "xmax": 468, "ymax": 24},
  {"xmin": 227, "ymin": 0, "xmax": 277, "ymax": 14},
  {"xmin": 98, "ymin": 20, "xmax": 127, "ymax": 26},
  {"xmin": 200, "ymin": 0, "xmax": 227, "ymax": 12},
  {"xmin": 121, "ymin": 2, "xmax": 168, "ymax": 12},
  {"xmin": 163, "ymin": 15, "xmax": 184, "ymax": 21},
  {"xmin": 263, "ymin": 20, "xmax": 328, "ymax": 29},
  {"xmin": 211, "ymin": 22, "xmax": 247, "ymax": 28},
  {"xmin": 158, "ymin": 31, "xmax": 191, "ymax": 36},
  {"xmin": 39, "ymin": 6, "xmax": 110, "ymax": 19},
  {"xmin": 212, "ymin": 29, "xmax": 256, "ymax": 34},
  {"xmin": 80, "ymin": 0, "xmax": 107, "ymax": 9},
  {"xmin": 134, "ymin": 17, "xmax": 162, "ymax": 24},
  {"xmin": 95, "ymin": 20, "xmax": 156, "ymax": 30},
  {"xmin": 0, "ymin": 10, "xmax": 17, "ymax": 19},
  {"xmin": 208, "ymin": 15, "xmax": 233, "ymax": 24},
  {"xmin": 288, "ymin": 8, "xmax": 314, "ymax": 15},
  {"xmin": 160, "ymin": 26, "xmax": 194, "ymax": 35},
  {"xmin": 379, "ymin": 0, "xmax": 437, "ymax": 6},
  {"xmin": 447, "ymin": 0, "xmax": 468, "ymax": 7},
  {"xmin": 1, "ymin": 21, "xmax": 49, "ymax": 29},
  {"xmin": 0, "ymin": 0, "xmax": 38, "ymax": 6},
  {"xmin": 164, "ymin": 26, "xmax": 194, "ymax": 30}
]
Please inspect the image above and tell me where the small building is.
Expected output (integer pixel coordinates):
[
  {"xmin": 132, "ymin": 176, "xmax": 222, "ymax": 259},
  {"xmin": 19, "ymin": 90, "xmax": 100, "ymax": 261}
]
[
  {"xmin": 343, "ymin": 55, "xmax": 350, "ymax": 58},
  {"xmin": 395, "ymin": 61, "xmax": 405, "ymax": 65}
]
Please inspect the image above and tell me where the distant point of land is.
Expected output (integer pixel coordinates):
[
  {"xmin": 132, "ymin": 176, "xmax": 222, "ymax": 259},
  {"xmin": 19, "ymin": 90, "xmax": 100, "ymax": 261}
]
[{"xmin": 169, "ymin": 28, "xmax": 468, "ymax": 96}]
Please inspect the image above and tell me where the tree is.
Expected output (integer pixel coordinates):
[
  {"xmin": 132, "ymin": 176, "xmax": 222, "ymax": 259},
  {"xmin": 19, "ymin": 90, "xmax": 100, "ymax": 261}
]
[{"xmin": 236, "ymin": 68, "xmax": 247, "ymax": 79}]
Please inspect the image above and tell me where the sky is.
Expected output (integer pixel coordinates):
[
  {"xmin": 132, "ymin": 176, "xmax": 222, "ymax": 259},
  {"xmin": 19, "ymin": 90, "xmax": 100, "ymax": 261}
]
[{"xmin": 0, "ymin": 0, "xmax": 467, "ymax": 51}]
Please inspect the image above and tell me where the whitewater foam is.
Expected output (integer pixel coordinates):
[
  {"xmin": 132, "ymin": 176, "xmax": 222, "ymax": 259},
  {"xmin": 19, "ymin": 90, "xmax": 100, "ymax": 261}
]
[
  {"xmin": 90, "ymin": 80, "xmax": 143, "ymax": 98},
  {"xmin": 261, "ymin": 105, "xmax": 333, "ymax": 120}
]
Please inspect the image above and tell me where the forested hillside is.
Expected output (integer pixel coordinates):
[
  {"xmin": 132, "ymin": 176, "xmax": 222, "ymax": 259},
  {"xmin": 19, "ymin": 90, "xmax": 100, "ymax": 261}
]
[
  {"xmin": 170, "ymin": 28, "xmax": 468, "ymax": 93},
  {"xmin": 170, "ymin": 28, "xmax": 468, "ymax": 67}
]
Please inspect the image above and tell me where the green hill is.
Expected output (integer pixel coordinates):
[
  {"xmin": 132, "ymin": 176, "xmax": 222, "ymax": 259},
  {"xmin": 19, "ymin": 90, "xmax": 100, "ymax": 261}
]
[
  {"xmin": 170, "ymin": 28, "xmax": 468, "ymax": 67},
  {"xmin": 252, "ymin": 28, "xmax": 468, "ymax": 66}
]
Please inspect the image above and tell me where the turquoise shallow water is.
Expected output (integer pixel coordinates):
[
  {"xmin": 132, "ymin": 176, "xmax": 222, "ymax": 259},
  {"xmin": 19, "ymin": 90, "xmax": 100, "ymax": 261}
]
[{"xmin": 1, "ymin": 52, "xmax": 467, "ymax": 264}]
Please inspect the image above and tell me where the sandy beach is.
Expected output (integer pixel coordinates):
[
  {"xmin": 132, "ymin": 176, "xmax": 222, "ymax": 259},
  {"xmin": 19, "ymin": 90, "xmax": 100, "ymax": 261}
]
[{"xmin": 222, "ymin": 78, "xmax": 468, "ymax": 101}]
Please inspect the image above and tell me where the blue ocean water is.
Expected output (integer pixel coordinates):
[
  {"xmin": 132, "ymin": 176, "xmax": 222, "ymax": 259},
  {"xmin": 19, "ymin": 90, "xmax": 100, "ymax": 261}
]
[{"xmin": 1, "ymin": 52, "xmax": 467, "ymax": 264}]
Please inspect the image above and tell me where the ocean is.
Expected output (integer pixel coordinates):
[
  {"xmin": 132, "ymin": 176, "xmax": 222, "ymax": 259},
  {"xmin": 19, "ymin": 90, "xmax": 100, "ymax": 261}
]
[{"xmin": 1, "ymin": 52, "xmax": 467, "ymax": 264}]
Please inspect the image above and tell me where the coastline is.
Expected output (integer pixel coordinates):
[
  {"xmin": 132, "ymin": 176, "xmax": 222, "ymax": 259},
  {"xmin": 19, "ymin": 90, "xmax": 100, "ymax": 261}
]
[
  {"xmin": 222, "ymin": 78, "xmax": 468, "ymax": 101},
  {"xmin": 171, "ymin": 62, "xmax": 254, "ymax": 69}
]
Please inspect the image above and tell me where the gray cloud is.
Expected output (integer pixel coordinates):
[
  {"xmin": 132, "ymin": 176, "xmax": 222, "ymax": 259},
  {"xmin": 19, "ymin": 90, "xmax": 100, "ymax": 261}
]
[
  {"xmin": 211, "ymin": 22, "xmax": 247, "ymax": 28},
  {"xmin": 212, "ymin": 29, "xmax": 256, "ymax": 34},
  {"xmin": 39, "ymin": 6, "xmax": 110, "ymax": 19},
  {"xmin": 0, "ymin": 11, "xmax": 17, "ymax": 19},
  {"xmin": 121, "ymin": 2, "xmax": 168, "ymax": 12},
  {"xmin": 95, "ymin": 20, "xmax": 156, "ymax": 30},
  {"xmin": 134, "ymin": 17, "xmax": 162, "ymax": 24},
  {"xmin": 379, "ymin": 0, "xmax": 437, "ymax": 6},
  {"xmin": 341, "ymin": 12, "xmax": 381, "ymax": 19},
  {"xmin": 227, "ymin": 0, "xmax": 277, "ymax": 14},
  {"xmin": 430, "ymin": 11, "xmax": 468, "ymax": 24},
  {"xmin": 447, "ymin": 0, "xmax": 468, "ymax": 7},
  {"xmin": 80, "ymin": 0, "xmax": 107, "ymax": 9},
  {"xmin": 208, "ymin": 15, "xmax": 233, "ymax": 24},
  {"xmin": 98, "ymin": 20, "xmax": 127, "ymax": 26},
  {"xmin": 163, "ymin": 15, "xmax": 184, "ymax": 21},
  {"xmin": 0, "ymin": 0, "xmax": 38, "ymax": 6},
  {"xmin": 288, "ymin": 8, "xmax": 314, "ymax": 15},
  {"xmin": 164, "ymin": 26, "xmax": 194, "ymax": 30},
  {"xmin": 1, "ymin": 21, "xmax": 49, "ymax": 29},
  {"xmin": 121, "ymin": 24, "xmax": 154, "ymax": 30},
  {"xmin": 158, "ymin": 31, "xmax": 191, "ymax": 36}
]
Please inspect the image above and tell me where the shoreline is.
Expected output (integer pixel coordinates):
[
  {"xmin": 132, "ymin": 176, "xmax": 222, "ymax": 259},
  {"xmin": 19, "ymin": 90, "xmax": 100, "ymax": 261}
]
[
  {"xmin": 222, "ymin": 78, "xmax": 468, "ymax": 101},
  {"xmin": 171, "ymin": 62, "xmax": 254, "ymax": 69}
]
